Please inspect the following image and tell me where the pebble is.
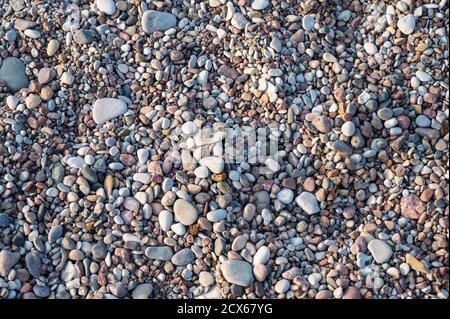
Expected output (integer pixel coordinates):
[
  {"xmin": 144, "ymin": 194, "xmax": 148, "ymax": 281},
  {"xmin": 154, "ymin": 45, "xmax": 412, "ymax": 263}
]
[
  {"xmin": 275, "ymin": 279, "xmax": 290, "ymax": 294},
  {"xmin": 221, "ymin": 260, "xmax": 254, "ymax": 287},
  {"xmin": 277, "ymin": 189, "xmax": 294, "ymax": 204},
  {"xmin": 253, "ymin": 246, "xmax": 270, "ymax": 265},
  {"xmin": 48, "ymin": 225, "xmax": 63, "ymax": 243},
  {"xmin": 416, "ymin": 70, "xmax": 432, "ymax": 82},
  {"xmin": 252, "ymin": 0, "xmax": 270, "ymax": 11},
  {"xmin": 265, "ymin": 158, "xmax": 280, "ymax": 173},
  {"xmin": 47, "ymin": 39, "xmax": 60, "ymax": 56},
  {"xmin": 0, "ymin": 57, "xmax": 29, "ymax": 92},
  {"xmin": 172, "ymin": 248, "xmax": 195, "ymax": 266},
  {"xmin": 92, "ymin": 98, "xmax": 128, "ymax": 125},
  {"xmin": 342, "ymin": 121, "xmax": 356, "ymax": 137},
  {"xmin": 145, "ymin": 246, "xmax": 174, "ymax": 261},
  {"xmin": 159, "ymin": 211, "xmax": 173, "ymax": 232},
  {"xmin": 302, "ymin": 15, "xmax": 315, "ymax": 32},
  {"xmin": 397, "ymin": 14, "xmax": 416, "ymax": 35},
  {"xmin": 415, "ymin": 115, "xmax": 431, "ymax": 127},
  {"xmin": 364, "ymin": 42, "xmax": 378, "ymax": 55},
  {"xmin": 0, "ymin": 214, "xmax": 9, "ymax": 228},
  {"xmin": 199, "ymin": 271, "xmax": 215, "ymax": 287},
  {"xmin": 96, "ymin": 0, "xmax": 116, "ymax": 15},
  {"xmin": 295, "ymin": 192, "xmax": 320, "ymax": 215},
  {"xmin": 73, "ymin": 29, "xmax": 94, "ymax": 45},
  {"xmin": 173, "ymin": 199, "xmax": 198, "ymax": 225},
  {"xmin": 142, "ymin": 10, "xmax": 177, "ymax": 34},
  {"xmin": 206, "ymin": 209, "xmax": 227, "ymax": 222},
  {"xmin": 132, "ymin": 283, "xmax": 153, "ymax": 299},
  {"xmin": 198, "ymin": 157, "xmax": 224, "ymax": 174},
  {"xmin": 0, "ymin": 251, "xmax": 20, "ymax": 277},
  {"xmin": 368, "ymin": 239, "xmax": 393, "ymax": 264}
]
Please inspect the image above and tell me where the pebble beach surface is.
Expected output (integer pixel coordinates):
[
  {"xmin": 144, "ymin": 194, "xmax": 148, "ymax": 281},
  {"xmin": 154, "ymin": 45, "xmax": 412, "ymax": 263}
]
[{"xmin": 0, "ymin": 0, "xmax": 448, "ymax": 300}]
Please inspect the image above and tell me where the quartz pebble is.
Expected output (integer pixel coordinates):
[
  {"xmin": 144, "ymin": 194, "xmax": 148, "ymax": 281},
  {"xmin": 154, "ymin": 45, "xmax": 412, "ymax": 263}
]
[{"xmin": 92, "ymin": 98, "xmax": 128, "ymax": 125}]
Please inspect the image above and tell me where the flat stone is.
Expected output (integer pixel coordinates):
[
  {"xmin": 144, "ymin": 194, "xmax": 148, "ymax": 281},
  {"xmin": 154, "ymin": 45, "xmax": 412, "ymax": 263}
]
[
  {"xmin": 173, "ymin": 199, "xmax": 198, "ymax": 225},
  {"xmin": 252, "ymin": 0, "xmax": 269, "ymax": 10},
  {"xmin": 415, "ymin": 115, "xmax": 431, "ymax": 127},
  {"xmin": 132, "ymin": 283, "xmax": 153, "ymax": 299},
  {"xmin": 92, "ymin": 98, "xmax": 128, "ymax": 125},
  {"xmin": 198, "ymin": 156, "xmax": 224, "ymax": 174},
  {"xmin": 145, "ymin": 246, "xmax": 174, "ymax": 261},
  {"xmin": 400, "ymin": 194, "xmax": 422, "ymax": 219},
  {"xmin": 217, "ymin": 65, "xmax": 239, "ymax": 80},
  {"xmin": 277, "ymin": 189, "xmax": 294, "ymax": 204},
  {"xmin": 47, "ymin": 39, "xmax": 60, "ymax": 56},
  {"xmin": 221, "ymin": 260, "xmax": 254, "ymax": 287},
  {"xmin": 364, "ymin": 42, "xmax": 377, "ymax": 55},
  {"xmin": 171, "ymin": 248, "xmax": 195, "ymax": 266},
  {"xmin": 331, "ymin": 140, "xmax": 353, "ymax": 156},
  {"xmin": 416, "ymin": 70, "xmax": 432, "ymax": 82},
  {"xmin": 397, "ymin": 14, "xmax": 416, "ymax": 35},
  {"xmin": 206, "ymin": 209, "xmax": 227, "ymax": 222},
  {"xmin": 231, "ymin": 12, "xmax": 249, "ymax": 29},
  {"xmin": 110, "ymin": 282, "xmax": 127, "ymax": 298},
  {"xmin": 302, "ymin": 15, "xmax": 314, "ymax": 32},
  {"xmin": 0, "ymin": 213, "xmax": 9, "ymax": 228},
  {"xmin": 159, "ymin": 211, "xmax": 173, "ymax": 232},
  {"xmin": 67, "ymin": 156, "xmax": 84, "ymax": 168},
  {"xmin": 199, "ymin": 271, "xmax": 215, "ymax": 287},
  {"xmin": 342, "ymin": 287, "xmax": 361, "ymax": 299},
  {"xmin": 323, "ymin": 52, "xmax": 337, "ymax": 63},
  {"xmin": 48, "ymin": 225, "xmax": 63, "ymax": 243},
  {"xmin": 295, "ymin": 192, "xmax": 320, "ymax": 215},
  {"xmin": 231, "ymin": 235, "xmax": 248, "ymax": 251},
  {"xmin": 123, "ymin": 197, "xmax": 139, "ymax": 211},
  {"xmin": 25, "ymin": 250, "xmax": 42, "ymax": 278},
  {"xmin": 0, "ymin": 57, "xmax": 29, "ymax": 92},
  {"xmin": 312, "ymin": 115, "xmax": 332, "ymax": 133},
  {"xmin": 14, "ymin": 18, "xmax": 37, "ymax": 31},
  {"xmin": 253, "ymin": 246, "xmax": 270, "ymax": 265},
  {"xmin": 368, "ymin": 239, "xmax": 393, "ymax": 263},
  {"xmin": 73, "ymin": 29, "xmax": 94, "ymax": 44},
  {"xmin": 142, "ymin": 10, "xmax": 177, "ymax": 34},
  {"xmin": 0, "ymin": 250, "xmax": 20, "ymax": 277},
  {"xmin": 265, "ymin": 158, "xmax": 280, "ymax": 173},
  {"xmin": 96, "ymin": 0, "xmax": 116, "ymax": 15},
  {"xmin": 91, "ymin": 243, "xmax": 107, "ymax": 260}
]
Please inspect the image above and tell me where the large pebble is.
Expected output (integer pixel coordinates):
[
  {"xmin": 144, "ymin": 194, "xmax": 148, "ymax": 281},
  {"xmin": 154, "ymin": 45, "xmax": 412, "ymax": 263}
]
[
  {"xmin": 252, "ymin": 0, "xmax": 269, "ymax": 10},
  {"xmin": 142, "ymin": 10, "xmax": 177, "ymax": 34},
  {"xmin": 0, "ymin": 57, "xmax": 29, "ymax": 92},
  {"xmin": 172, "ymin": 248, "xmax": 195, "ymax": 266},
  {"xmin": 92, "ymin": 98, "xmax": 128, "ymax": 125},
  {"xmin": 253, "ymin": 246, "xmax": 270, "ymax": 265},
  {"xmin": 368, "ymin": 239, "xmax": 393, "ymax": 263},
  {"xmin": 96, "ymin": 0, "xmax": 116, "ymax": 15},
  {"xmin": 397, "ymin": 14, "xmax": 416, "ymax": 35},
  {"xmin": 173, "ymin": 199, "xmax": 198, "ymax": 225},
  {"xmin": 221, "ymin": 260, "xmax": 254, "ymax": 287},
  {"xmin": 132, "ymin": 283, "xmax": 153, "ymax": 299},
  {"xmin": 145, "ymin": 246, "xmax": 174, "ymax": 261},
  {"xmin": 199, "ymin": 156, "xmax": 224, "ymax": 174},
  {"xmin": 295, "ymin": 192, "xmax": 320, "ymax": 215},
  {"xmin": 0, "ymin": 250, "xmax": 20, "ymax": 277}
]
